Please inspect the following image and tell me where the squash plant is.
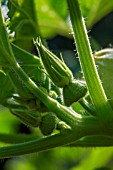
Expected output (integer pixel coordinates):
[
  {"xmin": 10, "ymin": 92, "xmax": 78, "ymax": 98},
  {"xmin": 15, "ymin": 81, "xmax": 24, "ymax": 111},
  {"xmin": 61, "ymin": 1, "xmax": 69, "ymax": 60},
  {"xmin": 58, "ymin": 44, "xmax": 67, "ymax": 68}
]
[{"xmin": 0, "ymin": 0, "xmax": 113, "ymax": 159}]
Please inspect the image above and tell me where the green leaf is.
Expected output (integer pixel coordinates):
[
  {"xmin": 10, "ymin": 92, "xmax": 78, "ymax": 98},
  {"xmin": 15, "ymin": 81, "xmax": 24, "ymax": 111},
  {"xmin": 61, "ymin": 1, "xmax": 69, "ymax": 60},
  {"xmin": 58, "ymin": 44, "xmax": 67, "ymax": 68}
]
[
  {"xmin": 36, "ymin": 0, "xmax": 70, "ymax": 38},
  {"xmin": 79, "ymin": 0, "xmax": 113, "ymax": 28},
  {"xmin": 0, "ymin": 71, "xmax": 14, "ymax": 104},
  {"xmin": 95, "ymin": 49, "xmax": 113, "ymax": 109},
  {"xmin": 7, "ymin": 0, "xmax": 39, "ymax": 50},
  {"xmin": 48, "ymin": 0, "xmax": 68, "ymax": 19},
  {"xmin": 11, "ymin": 43, "xmax": 42, "ymax": 67},
  {"xmin": 7, "ymin": 0, "xmax": 70, "ymax": 50},
  {"xmin": 10, "ymin": 43, "xmax": 46, "ymax": 88}
]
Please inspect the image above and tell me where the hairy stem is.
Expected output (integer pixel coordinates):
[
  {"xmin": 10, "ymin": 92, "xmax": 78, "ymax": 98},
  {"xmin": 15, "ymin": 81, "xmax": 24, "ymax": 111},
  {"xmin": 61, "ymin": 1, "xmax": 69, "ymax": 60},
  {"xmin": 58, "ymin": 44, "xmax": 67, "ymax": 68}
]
[
  {"xmin": 0, "ymin": 133, "xmax": 39, "ymax": 144},
  {"xmin": 0, "ymin": 118, "xmax": 102, "ymax": 158},
  {"xmin": 69, "ymin": 135, "xmax": 113, "ymax": 147},
  {"xmin": 67, "ymin": 0, "xmax": 113, "ymax": 122}
]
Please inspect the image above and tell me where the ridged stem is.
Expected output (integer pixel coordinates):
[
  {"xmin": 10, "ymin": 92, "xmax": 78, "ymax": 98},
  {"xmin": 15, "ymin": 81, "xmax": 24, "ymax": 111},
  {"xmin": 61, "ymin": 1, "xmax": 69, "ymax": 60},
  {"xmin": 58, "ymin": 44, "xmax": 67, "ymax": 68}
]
[{"xmin": 67, "ymin": 0, "xmax": 113, "ymax": 122}]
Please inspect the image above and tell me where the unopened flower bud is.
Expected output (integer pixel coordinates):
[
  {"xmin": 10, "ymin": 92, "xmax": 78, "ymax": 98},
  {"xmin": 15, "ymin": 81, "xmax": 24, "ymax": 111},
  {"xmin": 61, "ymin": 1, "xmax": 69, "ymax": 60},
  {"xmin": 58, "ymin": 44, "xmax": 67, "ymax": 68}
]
[
  {"xmin": 35, "ymin": 38, "xmax": 73, "ymax": 88},
  {"xmin": 11, "ymin": 109, "xmax": 41, "ymax": 127},
  {"xmin": 63, "ymin": 80, "xmax": 87, "ymax": 106},
  {"xmin": 39, "ymin": 112, "xmax": 57, "ymax": 136}
]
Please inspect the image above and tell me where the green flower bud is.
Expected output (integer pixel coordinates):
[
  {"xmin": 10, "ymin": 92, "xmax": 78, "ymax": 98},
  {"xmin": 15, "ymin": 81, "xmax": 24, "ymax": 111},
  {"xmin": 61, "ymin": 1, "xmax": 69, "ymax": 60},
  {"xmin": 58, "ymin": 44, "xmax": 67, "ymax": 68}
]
[
  {"xmin": 34, "ymin": 38, "xmax": 73, "ymax": 87},
  {"xmin": 94, "ymin": 49, "xmax": 113, "ymax": 108},
  {"xmin": 63, "ymin": 80, "xmax": 87, "ymax": 106},
  {"xmin": 11, "ymin": 109, "xmax": 41, "ymax": 127},
  {"xmin": 39, "ymin": 112, "xmax": 57, "ymax": 136}
]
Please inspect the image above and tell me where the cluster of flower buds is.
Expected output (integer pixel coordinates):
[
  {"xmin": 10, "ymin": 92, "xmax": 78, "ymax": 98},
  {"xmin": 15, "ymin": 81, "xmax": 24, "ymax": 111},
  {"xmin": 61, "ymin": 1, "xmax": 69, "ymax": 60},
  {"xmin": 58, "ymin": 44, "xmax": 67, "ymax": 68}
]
[
  {"xmin": 3, "ymin": 44, "xmax": 62, "ymax": 136},
  {"xmin": 1, "ymin": 40, "xmax": 88, "ymax": 137}
]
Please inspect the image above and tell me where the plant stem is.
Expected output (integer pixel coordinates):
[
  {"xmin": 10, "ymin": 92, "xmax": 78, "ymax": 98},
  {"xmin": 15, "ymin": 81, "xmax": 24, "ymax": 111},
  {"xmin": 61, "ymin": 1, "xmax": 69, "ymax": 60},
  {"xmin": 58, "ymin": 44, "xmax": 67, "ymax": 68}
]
[
  {"xmin": 0, "ymin": 133, "xmax": 79, "ymax": 158},
  {"xmin": 0, "ymin": 118, "xmax": 103, "ymax": 158},
  {"xmin": 79, "ymin": 99, "xmax": 96, "ymax": 116},
  {"xmin": 68, "ymin": 135, "xmax": 113, "ymax": 147},
  {"xmin": 0, "ymin": 133, "xmax": 38, "ymax": 144},
  {"xmin": 12, "ymin": 63, "xmax": 82, "ymax": 128},
  {"xmin": 67, "ymin": 0, "xmax": 113, "ymax": 122}
]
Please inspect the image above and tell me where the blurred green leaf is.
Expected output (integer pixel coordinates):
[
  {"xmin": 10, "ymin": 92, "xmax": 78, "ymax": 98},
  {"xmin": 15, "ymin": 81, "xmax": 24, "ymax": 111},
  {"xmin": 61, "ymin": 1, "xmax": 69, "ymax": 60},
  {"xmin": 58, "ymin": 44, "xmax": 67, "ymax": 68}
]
[
  {"xmin": 79, "ymin": 0, "xmax": 113, "ymax": 28},
  {"xmin": 7, "ymin": 0, "xmax": 39, "ymax": 50},
  {"xmin": 94, "ymin": 167, "xmax": 112, "ymax": 170},
  {"xmin": 5, "ymin": 158, "xmax": 37, "ymax": 170},
  {"xmin": 72, "ymin": 148, "xmax": 113, "ymax": 170},
  {"xmin": 0, "ymin": 109, "xmax": 17, "ymax": 134},
  {"xmin": 7, "ymin": 0, "xmax": 70, "ymax": 50},
  {"xmin": 36, "ymin": 0, "xmax": 70, "ymax": 38},
  {"xmin": 48, "ymin": 0, "xmax": 67, "ymax": 19},
  {"xmin": 1, "ymin": 0, "xmax": 6, "ymax": 3},
  {"xmin": 14, "ymin": 148, "xmax": 87, "ymax": 170}
]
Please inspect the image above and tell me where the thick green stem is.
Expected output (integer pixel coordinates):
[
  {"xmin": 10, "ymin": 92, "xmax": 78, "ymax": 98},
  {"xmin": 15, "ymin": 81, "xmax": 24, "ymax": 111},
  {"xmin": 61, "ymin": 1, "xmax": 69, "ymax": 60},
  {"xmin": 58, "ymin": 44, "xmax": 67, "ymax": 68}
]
[
  {"xmin": 0, "ymin": 133, "xmax": 78, "ymax": 158},
  {"xmin": 1, "ymin": 114, "xmax": 110, "ymax": 158},
  {"xmin": 67, "ymin": 0, "xmax": 113, "ymax": 122},
  {"xmin": 0, "ymin": 118, "xmax": 103, "ymax": 158},
  {"xmin": 1, "ymin": 133, "xmax": 113, "ymax": 147},
  {"xmin": 69, "ymin": 135, "xmax": 113, "ymax": 147},
  {"xmin": 0, "ymin": 133, "xmax": 39, "ymax": 144}
]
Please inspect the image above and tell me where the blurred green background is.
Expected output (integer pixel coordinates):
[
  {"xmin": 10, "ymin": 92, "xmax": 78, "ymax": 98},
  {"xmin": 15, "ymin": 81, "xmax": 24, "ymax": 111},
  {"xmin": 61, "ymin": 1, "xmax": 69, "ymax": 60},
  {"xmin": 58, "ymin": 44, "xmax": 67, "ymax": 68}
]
[{"xmin": 1, "ymin": 0, "xmax": 113, "ymax": 169}]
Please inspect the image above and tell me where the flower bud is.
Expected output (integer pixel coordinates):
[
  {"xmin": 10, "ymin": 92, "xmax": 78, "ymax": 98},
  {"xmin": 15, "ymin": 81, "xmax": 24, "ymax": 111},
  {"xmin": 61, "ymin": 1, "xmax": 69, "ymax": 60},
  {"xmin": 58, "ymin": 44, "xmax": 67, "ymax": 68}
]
[
  {"xmin": 34, "ymin": 38, "xmax": 73, "ymax": 87},
  {"xmin": 11, "ymin": 109, "xmax": 41, "ymax": 127},
  {"xmin": 63, "ymin": 80, "xmax": 87, "ymax": 106},
  {"xmin": 39, "ymin": 112, "xmax": 57, "ymax": 136},
  {"xmin": 94, "ymin": 48, "xmax": 113, "ymax": 108}
]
